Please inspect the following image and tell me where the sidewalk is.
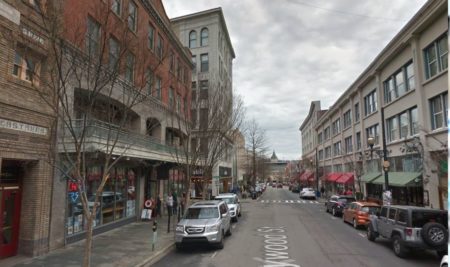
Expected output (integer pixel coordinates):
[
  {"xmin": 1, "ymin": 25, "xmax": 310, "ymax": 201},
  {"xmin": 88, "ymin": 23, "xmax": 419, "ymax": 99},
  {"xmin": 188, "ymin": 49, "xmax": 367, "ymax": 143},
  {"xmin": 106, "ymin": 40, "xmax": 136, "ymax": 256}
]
[{"xmin": 6, "ymin": 215, "xmax": 178, "ymax": 267}]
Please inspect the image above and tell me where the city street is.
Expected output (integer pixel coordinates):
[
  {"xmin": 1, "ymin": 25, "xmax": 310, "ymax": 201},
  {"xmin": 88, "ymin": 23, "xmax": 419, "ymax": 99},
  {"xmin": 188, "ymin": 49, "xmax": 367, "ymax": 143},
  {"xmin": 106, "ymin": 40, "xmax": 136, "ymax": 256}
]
[{"xmin": 152, "ymin": 186, "xmax": 440, "ymax": 267}]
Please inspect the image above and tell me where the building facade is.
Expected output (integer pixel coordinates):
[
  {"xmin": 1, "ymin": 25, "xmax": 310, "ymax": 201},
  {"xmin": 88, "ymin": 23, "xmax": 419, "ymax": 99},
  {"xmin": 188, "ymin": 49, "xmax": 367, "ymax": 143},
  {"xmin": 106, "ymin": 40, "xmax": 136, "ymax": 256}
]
[
  {"xmin": 302, "ymin": 0, "xmax": 447, "ymax": 209},
  {"xmin": 0, "ymin": 0, "xmax": 192, "ymax": 260},
  {"xmin": 171, "ymin": 8, "xmax": 236, "ymax": 196}
]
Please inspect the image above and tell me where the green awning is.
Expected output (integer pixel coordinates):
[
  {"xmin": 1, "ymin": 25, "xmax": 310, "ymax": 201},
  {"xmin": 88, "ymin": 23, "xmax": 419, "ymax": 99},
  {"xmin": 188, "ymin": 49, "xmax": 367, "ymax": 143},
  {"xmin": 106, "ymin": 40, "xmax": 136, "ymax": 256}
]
[
  {"xmin": 371, "ymin": 172, "xmax": 421, "ymax": 187},
  {"xmin": 361, "ymin": 172, "xmax": 381, "ymax": 183}
]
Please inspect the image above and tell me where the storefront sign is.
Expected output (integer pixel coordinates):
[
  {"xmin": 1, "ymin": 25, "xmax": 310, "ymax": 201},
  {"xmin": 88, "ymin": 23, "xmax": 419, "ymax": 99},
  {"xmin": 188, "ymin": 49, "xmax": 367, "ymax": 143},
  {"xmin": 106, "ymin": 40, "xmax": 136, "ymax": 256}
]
[
  {"xmin": 21, "ymin": 26, "xmax": 45, "ymax": 45},
  {"xmin": 383, "ymin": 190, "xmax": 392, "ymax": 206},
  {"xmin": 0, "ymin": 118, "xmax": 48, "ymax": 135},
  {"xmin": 192, "ymin": 168, "xmax": 203, "ymax": 177}
]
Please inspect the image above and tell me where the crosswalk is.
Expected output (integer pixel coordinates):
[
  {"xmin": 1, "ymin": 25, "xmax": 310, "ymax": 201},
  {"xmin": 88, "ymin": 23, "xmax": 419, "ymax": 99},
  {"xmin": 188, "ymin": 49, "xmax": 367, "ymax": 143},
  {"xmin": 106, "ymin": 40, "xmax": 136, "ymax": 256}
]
[{"xmin": 260, "ymin": 200, "xmax": 320, "ymax": 204}]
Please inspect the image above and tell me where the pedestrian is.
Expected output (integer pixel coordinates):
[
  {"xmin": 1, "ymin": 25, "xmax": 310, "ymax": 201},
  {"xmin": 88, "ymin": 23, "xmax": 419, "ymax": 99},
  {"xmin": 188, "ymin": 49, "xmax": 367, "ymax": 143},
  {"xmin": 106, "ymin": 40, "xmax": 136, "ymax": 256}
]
[
  {"xmin": 166, "ymin": 193, "xmax": 173, "ymax": 216},
  {"xmin": 180, "ymin": 192, "xmax": 186, "ymax": 216},
  {"xmin": 156, "ymin": 196, "xmax": 162, "ymax": 218},
  {"xmin": 320, "ymin": 186, "xmax": 325, "ymax": 198},
  {"xmin": 172, "ymin": 192, "xmax": 178, "ymax": 215}
]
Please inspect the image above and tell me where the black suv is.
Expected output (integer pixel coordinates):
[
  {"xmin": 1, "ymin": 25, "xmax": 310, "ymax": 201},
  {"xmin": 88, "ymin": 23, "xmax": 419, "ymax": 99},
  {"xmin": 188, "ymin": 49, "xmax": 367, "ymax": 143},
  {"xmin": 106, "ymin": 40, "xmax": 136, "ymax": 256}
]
[
  {"xmin": 325, "ymin": 195, "xmax": 356, "ymax": 217},
  {"xmin": 367, "ymin": 205, "xmax": 448, "ymax": 258}
]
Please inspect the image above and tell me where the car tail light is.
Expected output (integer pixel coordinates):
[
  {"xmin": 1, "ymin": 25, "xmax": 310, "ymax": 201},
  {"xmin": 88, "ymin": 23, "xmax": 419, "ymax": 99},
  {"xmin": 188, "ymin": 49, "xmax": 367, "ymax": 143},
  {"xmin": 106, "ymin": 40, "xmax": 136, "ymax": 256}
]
[{"xmin": 405, "ymin": 228, "xmax": 413, "ymax": 236}]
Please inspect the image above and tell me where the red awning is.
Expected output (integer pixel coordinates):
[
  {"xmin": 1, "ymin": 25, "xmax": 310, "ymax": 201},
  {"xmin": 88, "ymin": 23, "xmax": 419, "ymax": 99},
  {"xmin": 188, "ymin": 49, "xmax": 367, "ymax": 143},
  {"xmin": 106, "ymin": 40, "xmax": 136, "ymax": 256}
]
[
  {"xmin": 300, "ymin": 171, "xmax": 314, "ymax": 181},
  {"xmin": 336, "ymin": 173, "xmax": 354, "ymax": 184},
  {"xmin": 326, "ymin": 173, "xmax": 343, "ymax": 182}
]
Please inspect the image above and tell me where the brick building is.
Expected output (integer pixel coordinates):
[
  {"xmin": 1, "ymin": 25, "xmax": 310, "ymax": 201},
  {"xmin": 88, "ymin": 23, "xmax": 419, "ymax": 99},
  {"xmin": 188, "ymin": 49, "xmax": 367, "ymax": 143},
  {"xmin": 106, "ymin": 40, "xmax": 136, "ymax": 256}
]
[{"xmin": 0, "ymin": 0, "xmax": 192, "ymax": 259}]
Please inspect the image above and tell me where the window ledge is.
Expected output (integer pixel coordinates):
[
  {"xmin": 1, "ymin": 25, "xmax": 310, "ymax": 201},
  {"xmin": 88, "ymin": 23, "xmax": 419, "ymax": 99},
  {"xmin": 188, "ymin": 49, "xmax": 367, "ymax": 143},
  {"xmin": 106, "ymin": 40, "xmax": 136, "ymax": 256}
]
[
  {"xmin": 364, "ymin": 110, "xmax": 378, "ymax": 120},
  {"xmin": 422, "ymin": 70, "xmax": 447, "ymax": 87},
  {"xmin": 386, "ymin": 135, "xmax": 420, "ymax": 146},
  {"xmin": 425, "ymin": 127, "xmax": 448, "ymax": 137},
  {"xmin": 383, "ymin": 88, "xmax": 416, "ymax": 108}
]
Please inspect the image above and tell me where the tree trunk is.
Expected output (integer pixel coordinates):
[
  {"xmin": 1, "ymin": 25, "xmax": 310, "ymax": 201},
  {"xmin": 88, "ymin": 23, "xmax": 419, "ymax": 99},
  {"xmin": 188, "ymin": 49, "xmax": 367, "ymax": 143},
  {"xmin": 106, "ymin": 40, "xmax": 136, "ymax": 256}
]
[{"xmin": 83, "ymin": 212, "xmax": 94, "ymax": 267}]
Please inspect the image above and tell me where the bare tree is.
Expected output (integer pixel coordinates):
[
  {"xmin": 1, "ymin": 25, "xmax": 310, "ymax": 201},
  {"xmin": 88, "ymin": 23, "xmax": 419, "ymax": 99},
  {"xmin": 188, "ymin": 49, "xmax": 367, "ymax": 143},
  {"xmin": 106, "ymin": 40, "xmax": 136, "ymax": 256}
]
[
  {"xmin": 23, "ymin": 2, "xmax": 176, "ymax": 266},
  {"xmin": 168, "ymin": 80, "xmax": 245, "ymax": 203},
  {"xmin": 245, "ymin": 119, "xmax": 268, "ymax": 186}
]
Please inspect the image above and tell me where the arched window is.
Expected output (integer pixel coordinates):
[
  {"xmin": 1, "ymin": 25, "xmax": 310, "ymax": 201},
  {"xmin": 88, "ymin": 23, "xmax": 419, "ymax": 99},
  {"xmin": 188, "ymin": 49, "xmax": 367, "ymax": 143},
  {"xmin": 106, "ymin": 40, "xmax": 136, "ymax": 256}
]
[
  {"xmin": 200, "ymin": 28, "xmax": 208, "ymax": 46},
  {"xmin": 189, "ymin": 31, "xmax": 197, "ymax": 48}
]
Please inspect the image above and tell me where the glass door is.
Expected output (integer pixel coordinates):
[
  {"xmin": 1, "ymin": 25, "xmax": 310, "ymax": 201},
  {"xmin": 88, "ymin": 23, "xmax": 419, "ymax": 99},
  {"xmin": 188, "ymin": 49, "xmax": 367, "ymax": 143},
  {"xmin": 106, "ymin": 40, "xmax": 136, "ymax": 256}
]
[{"xmin": 0, "ymin": 187, "xmax": 22, "ymax": 259}]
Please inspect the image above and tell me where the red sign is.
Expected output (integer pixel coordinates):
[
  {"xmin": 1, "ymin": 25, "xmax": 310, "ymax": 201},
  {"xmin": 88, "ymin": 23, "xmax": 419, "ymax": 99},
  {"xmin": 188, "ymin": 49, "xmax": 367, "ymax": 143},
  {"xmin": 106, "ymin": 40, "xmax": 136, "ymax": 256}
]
[{"xmin": 68, "ymin": 181, "xmax": 78, "ymax": 192}]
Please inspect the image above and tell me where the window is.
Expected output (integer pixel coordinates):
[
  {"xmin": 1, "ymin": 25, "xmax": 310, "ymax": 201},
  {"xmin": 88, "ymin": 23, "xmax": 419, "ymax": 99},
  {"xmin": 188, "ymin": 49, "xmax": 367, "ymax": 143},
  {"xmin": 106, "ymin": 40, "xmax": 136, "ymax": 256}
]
[
  {"xmin": 387, "ymin": 117, "xmax": 397, "ymax": 142},
  {"xmin": 111, "ymin": 0, "xmax": 121, "ymax": 16},
  {"xmin": 333, "ymin": 141, "xmax": 341, "ymax": 156},
  {"xmin": 200, "ymin": 54, "xmax": 209, "ymax": 72},
  {"xmin": 154, "ymin": 76, "xmax": 161, "ymax": 99},
  {"xmin": 146, "ymin": 69, "xmax": 153, "ymax": 95},
  {"xmin": 128, "ymin": 2, "xmax": 137, "ymax": 31},
  {"xmin": 343, "ymin": 110, "xmax": 352, "ymax": 128},
  {"xmin": 424, "ymin": 34, "xmax": 448, "ymax": 79},
  {"xmin": 148, "ymin": 24, "xmax": 154, "ymax": 51},
  {"xmin": 318, "ymin": 132, "xmax": 323, "ymax": 144},
  {"xmin": 176, "ymin": 94, "xmax": 181, "ymax": 113},
  {"xmin": 318, "ymin": 150, "xmax": 324, "ymax": 160},
  {"xmin": 156, "ymin": 34, "xmax": 163, "ymax": 59},
  {"xmin": 191, "ymin": 81, "xmax": 197, "ymax": 90},
  {"xmin": 366, "ymin": 124, "xmax": 379, "ymax": 146},
  {"xmin": 364, "ymin": 90, "xmax": 377, "ymax": 116},
  {"xmin": 109, "ymin": 37, "xmax": 120, "ymax": 70},
  {"xmin": 200, "ymin": 28, "xmax": 208, "ymax": 46},
  {"xmin": 399, "ymin": 112, "xmax": 409, "ymax": 139},
  {"xmin": 169, "ymin": 87, "xmax": 174, "ymax": 109},
  {"xmin": 12, "ymin": 51, "xmax": 40, "ymax": 84},
  {"xmin": 410, "ymin": 107, "xmax": 418, "ymax": 135},
  {"xmin": 384, "ymin": 62, "xmax": 414, "ymax": 104},
  {"xmin": 189, "ymin": 31, "xmax": 197, "ymax": 48},
  {"xmin": 200, "ymin": 80, "xmax": 208, "ymax": 90},
  {"xmin": 192, "ymin": 56, "xmax": 196, "ymax": 72},
  {"xmin": 356, "ymin": 132, "xmax": 361, "ymax": 150},
  {"xmin": 380, "ymin": 207, "xmax": 388, "ymax": 218},
  {"xmin": 332, "ymin": 118, "xmax": 340, "ymax": 135},
  {"xmin": 397, "ymin": 209, "xmax": 408, "ymax": 224},
  {"xmin": 324, "ymin": 126, "xmax": 330, "ymax": 140},
  {"xmin": 388, "ymin": 208, "xmax": 397, "ymax": 220},
  {"xmin": 86, "ymin": 17, "xmax": 101, "ymax": 56},
  {"xmin": 125, "ymin": 53, "xmax": 134, "ymax": 83},
  {"xmin": 344, "ymin": 136, "xmax": 352, "ymax": 153},
  {"xmin": 325, "ymin": 146, "xmax": 332, "ymax": 159},
  {"xmin": 169, "ymin": 51, "xmax": 175, "ymax": 73},
  {"xmin": 430, "ymin": 92, "xmax": 448, "ymax": 130},
  {"xmin": 354, "ymin": 103, "xmax": 360, "ymax": 122}
]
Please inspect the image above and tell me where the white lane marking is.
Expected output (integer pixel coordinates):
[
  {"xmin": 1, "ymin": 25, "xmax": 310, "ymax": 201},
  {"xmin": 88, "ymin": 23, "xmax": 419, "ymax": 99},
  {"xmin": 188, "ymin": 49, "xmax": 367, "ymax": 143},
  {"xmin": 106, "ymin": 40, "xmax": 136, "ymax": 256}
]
[
  {"xmin": 232, "ymin": 225, "xmax": 236, "ymax": 229},
  {"xmin": 290, "ymin": 200, "xmax": 294, "ymax": 203},
  {"xmin": 261, "ymin": 200, "xmax": 265, "ymax": 203},
  {"xmin": 358, "ymin": 233, "xmax": 365, "ymax": 238},
  {"xmin": 211, "ymin": 252, "xmax": 217, "ymax": 258},
  {"xmin": 273, "ymin": 200, "xmax": 277, "ymax": 203},
  {"xmin": 297, "ymin": 200, "xmax": 301, "ymax": 203},
  {"xmin": 314, "ymin": 201, "xmax": 319, "ymax": 204},
  {"xmin": 309, "ymin": 201, "xmax": 314, "ymax": 204},
  {"xmin": 278, "ymin": 200, "xmax": 282, "ymax": 203},
  {"xmin": 302, "ymin": 201, "xmax": 306, "ymax": 203},
  {"xmin": 331, "ymin": 216, "xmax": 336, "ymax": 220},
  {"xmin": 285, "ymin": 200, "xmax": 289, "ymax": 203}
]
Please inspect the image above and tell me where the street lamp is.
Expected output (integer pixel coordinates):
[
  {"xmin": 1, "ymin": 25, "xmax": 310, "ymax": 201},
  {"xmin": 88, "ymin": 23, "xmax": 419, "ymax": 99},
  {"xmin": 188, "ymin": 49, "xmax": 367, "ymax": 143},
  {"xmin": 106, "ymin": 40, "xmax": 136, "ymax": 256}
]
[{"xmin": 367, "ymin": 136, "xmax": 375, "ymax": 159}]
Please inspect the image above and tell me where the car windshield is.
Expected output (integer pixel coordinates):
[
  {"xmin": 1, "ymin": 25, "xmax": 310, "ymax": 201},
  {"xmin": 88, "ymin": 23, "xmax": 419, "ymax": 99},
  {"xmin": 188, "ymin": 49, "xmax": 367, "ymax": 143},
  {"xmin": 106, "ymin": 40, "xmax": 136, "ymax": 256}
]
[
  {"xmin": 411, "ymin": 210, "xmax": 447, "ymax": 228},
  {"xmin": 215, "ymin": 197, "xmax": 235, "ymax": 204},
  {"xmin": 338, "ymin": 198, "xmax": 355, "ymax": 203},
  {"xmin": 361, "ymin": 206, "xmax": 379, "ymax": 214},
  {"xmin": 184, "ymin": 207, "xmax": 219, "ymax": 219}
]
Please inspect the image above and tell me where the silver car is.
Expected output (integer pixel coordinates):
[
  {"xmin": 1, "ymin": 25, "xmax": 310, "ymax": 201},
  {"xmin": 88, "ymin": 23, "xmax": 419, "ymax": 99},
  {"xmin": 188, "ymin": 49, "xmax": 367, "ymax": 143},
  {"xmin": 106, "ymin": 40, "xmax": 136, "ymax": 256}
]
[
  {"xmin": 175, "ymin": 200, "xmax": 232, "ymax": 249},
  {"xmin": 214, "ymin": 193, "xmax": 241, "ymax": 222}
]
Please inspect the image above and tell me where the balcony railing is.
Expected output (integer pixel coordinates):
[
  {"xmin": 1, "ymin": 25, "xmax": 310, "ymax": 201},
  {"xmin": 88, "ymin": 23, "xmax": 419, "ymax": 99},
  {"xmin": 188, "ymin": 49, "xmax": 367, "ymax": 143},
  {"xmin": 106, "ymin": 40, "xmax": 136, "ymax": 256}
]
[{"xmin": 62, "ymin": 119, "xmax": 183, "ymax": 157}]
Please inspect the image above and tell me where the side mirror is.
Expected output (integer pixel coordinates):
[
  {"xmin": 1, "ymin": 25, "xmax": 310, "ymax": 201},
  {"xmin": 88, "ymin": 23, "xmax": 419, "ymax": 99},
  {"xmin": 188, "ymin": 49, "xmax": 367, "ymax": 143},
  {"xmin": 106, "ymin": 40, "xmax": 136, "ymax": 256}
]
[{"xmin": 221, "ymin": 213, "xmax": 227, "ymax": 218}]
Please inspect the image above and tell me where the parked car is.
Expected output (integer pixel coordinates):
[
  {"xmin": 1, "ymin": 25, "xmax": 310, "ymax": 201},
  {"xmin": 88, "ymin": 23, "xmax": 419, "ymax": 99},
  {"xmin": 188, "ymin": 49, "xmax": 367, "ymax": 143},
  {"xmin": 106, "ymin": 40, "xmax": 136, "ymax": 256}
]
[
  {"xmin": 342, "ymin": 202, "xmax": 380, "ymax": 229},
  {"xmin": 175, "ymin": 200, "xmax": 232, "ymax": 250},
  {"xmin": 299, "ymin": 188, "xmax": 316, "ymax": 199},
  {"xmin": 277, "ymin": 183, "xmax": 283, "ymax": 188},
  {"xmin": 291, "ymin": 184, "xmax": 301, "ymax": 193},
  {"xmin": 214, "ymin": 193, "xmax": 241, "ymax": 222},
  {"xmin": 367, "ymin": 205, "xmax": 448, "ymax": 258},
  {"xmin": 325, "ymin": 195, "xmax": 356, "ymax": 216}
]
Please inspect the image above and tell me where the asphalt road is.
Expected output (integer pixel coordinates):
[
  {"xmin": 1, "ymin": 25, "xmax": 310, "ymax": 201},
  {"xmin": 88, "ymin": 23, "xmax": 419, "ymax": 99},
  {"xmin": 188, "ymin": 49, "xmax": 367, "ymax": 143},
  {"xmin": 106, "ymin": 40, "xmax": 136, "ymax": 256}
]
[{"xmin": 151, "ymin": 186, "xmax": 441, "ymax": 267}]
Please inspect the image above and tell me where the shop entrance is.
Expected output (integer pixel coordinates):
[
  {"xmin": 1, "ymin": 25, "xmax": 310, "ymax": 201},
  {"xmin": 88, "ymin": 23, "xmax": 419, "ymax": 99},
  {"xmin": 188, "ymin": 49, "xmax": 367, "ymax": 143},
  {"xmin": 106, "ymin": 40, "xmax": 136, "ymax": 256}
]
[{"xmin": 0, "ymin": 160, "xmax": 24, "ymax": 259}]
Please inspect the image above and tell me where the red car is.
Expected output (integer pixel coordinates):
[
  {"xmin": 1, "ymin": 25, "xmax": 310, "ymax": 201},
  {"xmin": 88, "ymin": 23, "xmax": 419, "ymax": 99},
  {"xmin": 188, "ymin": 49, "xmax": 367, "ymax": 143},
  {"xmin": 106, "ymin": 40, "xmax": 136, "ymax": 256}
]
[{"xmin": 342, "ymin": 201, "xmax": 380, "ymax": 228}]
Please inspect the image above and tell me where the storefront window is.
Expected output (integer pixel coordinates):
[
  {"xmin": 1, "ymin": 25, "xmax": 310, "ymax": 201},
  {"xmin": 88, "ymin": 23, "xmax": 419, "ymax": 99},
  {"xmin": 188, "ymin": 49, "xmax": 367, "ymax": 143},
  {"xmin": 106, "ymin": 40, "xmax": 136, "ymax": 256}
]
[{"xmin": 66, "ymin": 165, "xmax": 137, "ymax": 236}]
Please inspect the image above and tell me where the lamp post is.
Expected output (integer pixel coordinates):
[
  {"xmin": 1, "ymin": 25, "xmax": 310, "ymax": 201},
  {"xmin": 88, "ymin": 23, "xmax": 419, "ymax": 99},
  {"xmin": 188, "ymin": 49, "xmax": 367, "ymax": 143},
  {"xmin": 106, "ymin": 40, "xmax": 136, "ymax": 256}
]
[{"xmin": 311, "ymin": 147, "xmax": 319, "ymax": 196}]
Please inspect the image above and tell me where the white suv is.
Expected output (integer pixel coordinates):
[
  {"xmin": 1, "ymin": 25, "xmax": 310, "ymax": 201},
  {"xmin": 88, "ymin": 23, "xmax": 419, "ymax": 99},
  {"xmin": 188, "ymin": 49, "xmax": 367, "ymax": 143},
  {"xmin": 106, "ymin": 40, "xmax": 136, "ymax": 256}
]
[
  {"xmin": 175, "ymin": 200, "xmax": 232, "ymax": 250},
  {"xmin": 215, "ymin": 193, "xmax": 241, "ymax": 222}
]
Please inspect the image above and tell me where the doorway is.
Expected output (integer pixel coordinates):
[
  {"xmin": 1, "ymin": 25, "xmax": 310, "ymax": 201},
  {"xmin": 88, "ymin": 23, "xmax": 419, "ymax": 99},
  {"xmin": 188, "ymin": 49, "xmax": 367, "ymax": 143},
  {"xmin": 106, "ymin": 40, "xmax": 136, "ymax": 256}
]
[{"xmin": 0, "ymin": 160, "xmax": 24, "ymax": 259}]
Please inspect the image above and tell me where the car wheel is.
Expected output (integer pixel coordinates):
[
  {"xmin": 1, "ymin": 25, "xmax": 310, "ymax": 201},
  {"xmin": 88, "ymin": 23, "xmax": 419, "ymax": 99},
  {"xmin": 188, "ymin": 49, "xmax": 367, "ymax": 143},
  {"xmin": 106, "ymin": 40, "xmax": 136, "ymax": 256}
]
[
  {"xmin": 238, "ymin": 210, "xmax": 241, "ymax": 217},
  {"xmin": 421, "ymin": 222, "xmax": 448, "ymax": 247},
  {"xmin": 353, "ymin": 219, "xmax": 358, "ymax": 229},
  {"xmin": 332, "ymin": 207, "xmax": 337, "ymax": 216},
  {"xmin": 325, "ymin": 205, "xmax": 329, "ymax": 213},
  {"xmin": 226, "ymin": 225, "xmax": 232, "ymax": 236},
  {"xmin": 392, "ymin": 235, "xmax": 409, "ymax": 258},
  {"xmin": 367, "ymin": 224, "xmax": 376, "ymax": 242},
  {"xmin": 216, "ymin": 231, "xmax": 224, "ymax": 249}
]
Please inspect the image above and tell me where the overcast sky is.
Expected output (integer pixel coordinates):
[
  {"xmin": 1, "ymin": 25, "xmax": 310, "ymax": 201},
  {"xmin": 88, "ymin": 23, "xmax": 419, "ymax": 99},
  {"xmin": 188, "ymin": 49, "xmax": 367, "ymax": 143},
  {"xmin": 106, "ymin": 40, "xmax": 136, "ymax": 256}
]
[{"xmin": 164, "ymin": 0, "xmax": 427, "ymax": 160}]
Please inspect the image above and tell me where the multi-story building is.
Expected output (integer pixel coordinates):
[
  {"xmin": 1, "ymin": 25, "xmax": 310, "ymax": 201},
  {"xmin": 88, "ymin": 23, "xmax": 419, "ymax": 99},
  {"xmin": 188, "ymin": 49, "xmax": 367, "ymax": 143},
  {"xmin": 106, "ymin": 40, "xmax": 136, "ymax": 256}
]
[
  {"xmin": 171, "ymin": 8, "xmax": 236, "ymax": 196},
  {"xmin": 0, "ymin": 0, "xmax": 56, "ymax": 258},
  {"xmin": 267, "ymin": 151, "xmax": 289, "ymax": 183},
  {"xmin": 301, "ymin": 0, "xmax": 447, "ymax": 209},
  {"xmin": 0, "ymin": 0, "xmax": 192, "ymax": 259}
]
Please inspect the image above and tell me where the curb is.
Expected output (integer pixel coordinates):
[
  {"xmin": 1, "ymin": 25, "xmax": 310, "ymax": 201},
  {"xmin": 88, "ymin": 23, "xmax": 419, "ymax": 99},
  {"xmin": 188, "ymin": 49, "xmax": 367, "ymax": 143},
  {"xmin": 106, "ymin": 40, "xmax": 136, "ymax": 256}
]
[{"xmin": 134, "ymin": 242, "xmax": 175, "ymax": 267}]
